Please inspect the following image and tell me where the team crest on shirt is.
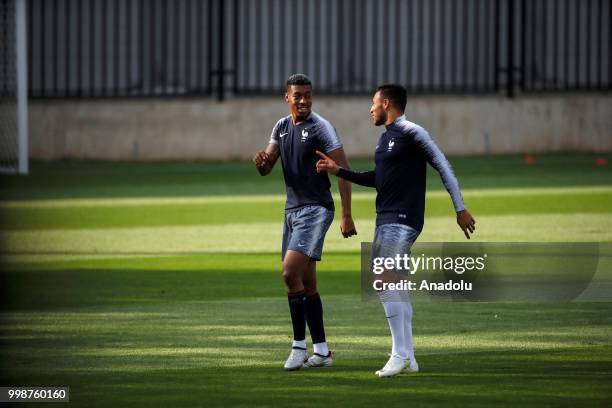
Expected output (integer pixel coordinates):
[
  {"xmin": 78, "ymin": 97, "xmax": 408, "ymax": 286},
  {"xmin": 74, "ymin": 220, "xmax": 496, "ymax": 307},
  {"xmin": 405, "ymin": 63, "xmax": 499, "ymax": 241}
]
[
  {"xmin": 387, "ymin": 138, "xmax": 395, "ymax": 151},
  {"xmin": 301, "ymin": 129, "xmax": 309, "ymax": 142}
]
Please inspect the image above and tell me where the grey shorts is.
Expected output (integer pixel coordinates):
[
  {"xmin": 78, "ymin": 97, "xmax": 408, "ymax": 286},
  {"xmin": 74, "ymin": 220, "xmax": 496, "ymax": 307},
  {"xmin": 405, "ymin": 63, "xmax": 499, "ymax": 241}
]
[
  {"xmin": 282, "ymin": 205, "xmax": 334, "ymax": 261},
  {"xmin": 372, "ymin": 223, "xmax": 420, "ymax": 261},
  {"xmin": 372, "ymin": 223, "xmax": 420, "ymax": 300}
]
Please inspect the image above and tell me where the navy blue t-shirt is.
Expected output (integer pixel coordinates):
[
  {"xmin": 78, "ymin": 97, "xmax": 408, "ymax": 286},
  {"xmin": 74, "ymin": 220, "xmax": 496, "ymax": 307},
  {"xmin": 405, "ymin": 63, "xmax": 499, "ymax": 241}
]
[
  {"xmin": 337, "ymin": 115, "xmax": 464, "ymax": 231},
  {"xmin": 269, "ymin": 112, "xmax": 343, "ymax": 211}
]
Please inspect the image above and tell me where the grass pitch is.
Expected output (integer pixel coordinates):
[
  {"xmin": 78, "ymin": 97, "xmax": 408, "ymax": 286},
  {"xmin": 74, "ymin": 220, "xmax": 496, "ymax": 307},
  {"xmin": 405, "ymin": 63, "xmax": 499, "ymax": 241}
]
[{"xmin": 1, "ymin": 153, "xmax": 611, "ymax": 407}]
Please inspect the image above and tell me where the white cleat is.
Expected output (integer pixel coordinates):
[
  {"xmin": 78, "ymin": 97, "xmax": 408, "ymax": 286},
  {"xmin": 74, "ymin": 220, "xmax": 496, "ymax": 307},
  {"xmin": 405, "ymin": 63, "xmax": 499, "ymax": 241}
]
[
  {"xmin": 403, "ymin": 359, "xmax": 419, "ymax": 373},
  {"xmin": 284, "ymin": 347, "xmax": 309, "ymax": 371},
  {"xmin": 302, "ymin": 352, "xmax": 334, "ymax": 368},
  {"xmin": 376, "ymin": 354, "xmax": 407, "ymax": 377}
]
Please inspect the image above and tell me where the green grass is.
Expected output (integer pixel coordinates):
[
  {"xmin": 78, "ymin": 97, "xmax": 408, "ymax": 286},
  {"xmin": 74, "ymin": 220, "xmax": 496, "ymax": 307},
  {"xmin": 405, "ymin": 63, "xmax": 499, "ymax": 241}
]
[
  {"xmin": 0, "ymin": 187, "xmax": 611, "ymax": 231},
  {"xmin": 2, "ymin": 298, "xmax": 611, "ymax": 407},
  {"xmin": 1, "ymin": 153, "xmax": 612, "ymax": 407},
  {"xmin": 0, "ymin": 153, "xmax": 610, "ymax": 200}
]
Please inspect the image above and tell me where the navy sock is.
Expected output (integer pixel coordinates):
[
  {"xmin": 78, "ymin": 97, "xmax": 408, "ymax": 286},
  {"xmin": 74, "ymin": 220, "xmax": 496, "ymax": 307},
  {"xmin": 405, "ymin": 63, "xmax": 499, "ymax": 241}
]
[
  {"xmin": 288, "ymin": 290, "xmax": 306, "ymax": 342},
  {"xmin": 305, "ymin": 292, "xmax": 326, "ymax": 344}
]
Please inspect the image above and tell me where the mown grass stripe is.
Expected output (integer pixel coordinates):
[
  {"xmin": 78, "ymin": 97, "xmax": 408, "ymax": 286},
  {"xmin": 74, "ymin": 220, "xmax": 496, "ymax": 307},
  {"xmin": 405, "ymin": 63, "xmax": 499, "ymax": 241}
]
[
  {"xmin": 2, "ymin": 214, "xmax": 611, "ymax": 265},
  {"xmin": 2, "ymin": 185, "xmax": 612, "ymax": 208},
  {"xmin": 1, "ymin": 191, "xmax": 611, "ymax": 231}
]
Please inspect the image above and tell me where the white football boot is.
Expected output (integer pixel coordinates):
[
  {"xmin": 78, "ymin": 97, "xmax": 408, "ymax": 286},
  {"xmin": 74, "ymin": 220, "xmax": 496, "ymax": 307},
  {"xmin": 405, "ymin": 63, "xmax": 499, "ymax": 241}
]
[
  {"xmin": 302, "ymin": 352, "xmax": 334, "ymax": 368},
  {"xmin": 284, "ymin": 347, "xmax": 309, "ymax": 371},
  {"xmin": 404, "ymin": 358, "xmax": 419, "ymax": 373},
  {"xmin": 376, "ymin": 354, "xmax": 407, "ymax": 377}
]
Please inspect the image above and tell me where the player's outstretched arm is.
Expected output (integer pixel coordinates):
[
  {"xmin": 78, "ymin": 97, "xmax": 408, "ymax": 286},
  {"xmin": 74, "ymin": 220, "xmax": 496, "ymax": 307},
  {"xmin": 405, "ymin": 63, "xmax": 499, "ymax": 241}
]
[
  {"xmin": 315, "ymin": 150, "xmax": 376, "ymax": 187},
  {"xmin": 324, "ymin": 148, "xmax": 357, "ymax": 238},
  {"xmin": 252, "ymin": 143, "xmax": 280, "ymax": 176},
  {"xmin": 413, "ymin": 128, "xmax": 476, "ymax": 239}
]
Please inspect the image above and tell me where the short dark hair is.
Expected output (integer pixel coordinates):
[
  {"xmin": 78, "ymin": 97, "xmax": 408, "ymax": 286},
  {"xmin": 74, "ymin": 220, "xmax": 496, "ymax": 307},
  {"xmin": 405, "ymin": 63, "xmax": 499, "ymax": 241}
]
[
  {"xmin": 375, "ymin": 84, "xmax": 407, "ymax": 112},
  {"xmin": 286, "ymin": 73, "xmax": 312, "ymax": 90}
]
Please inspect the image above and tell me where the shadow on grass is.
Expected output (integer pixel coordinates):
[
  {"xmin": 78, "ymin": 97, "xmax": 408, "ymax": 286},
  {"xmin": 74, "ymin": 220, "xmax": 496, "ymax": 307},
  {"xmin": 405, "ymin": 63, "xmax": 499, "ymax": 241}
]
[
  {"xmin": 0, "ymin": 154, "xmax": 611, "ymax": 201},
  {"xmin": 0, "ymin": 267, "xmax": 362, "ymax": 311},
  {"xmin": 1, "ymin": 348, "xmax": 611, "ymax": 407}
]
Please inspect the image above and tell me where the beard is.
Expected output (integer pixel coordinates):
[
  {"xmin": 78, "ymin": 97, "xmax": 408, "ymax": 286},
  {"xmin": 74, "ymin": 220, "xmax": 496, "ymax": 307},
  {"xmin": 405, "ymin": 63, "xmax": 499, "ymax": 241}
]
[{"xmin": 374, "ymin": 111, "xmax": 387, "ymax": 126}]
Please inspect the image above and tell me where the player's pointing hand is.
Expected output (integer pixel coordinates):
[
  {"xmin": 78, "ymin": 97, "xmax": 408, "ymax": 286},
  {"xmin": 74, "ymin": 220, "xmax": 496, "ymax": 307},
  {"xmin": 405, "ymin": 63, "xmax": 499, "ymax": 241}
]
[{"xmin": 315, "ymin": 150, "xmax": 340, "ymax": 175}]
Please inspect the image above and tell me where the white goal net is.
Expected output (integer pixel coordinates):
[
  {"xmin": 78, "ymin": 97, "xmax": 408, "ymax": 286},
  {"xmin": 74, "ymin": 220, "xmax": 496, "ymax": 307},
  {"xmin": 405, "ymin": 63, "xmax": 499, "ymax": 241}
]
[{"xmin": 0, "ymin": 0, "xmax": 27, "ymax": 174}]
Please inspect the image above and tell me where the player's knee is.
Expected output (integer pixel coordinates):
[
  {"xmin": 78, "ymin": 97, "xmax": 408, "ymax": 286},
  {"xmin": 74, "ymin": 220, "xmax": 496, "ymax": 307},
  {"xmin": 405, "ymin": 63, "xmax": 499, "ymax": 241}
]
[
  {"xmin": 303, "ymin": 280, "xmax": 317, "ymax": 296},
  {"xmin": 282, "ymin": 267, "xmax": 300, "ymax": 287}
]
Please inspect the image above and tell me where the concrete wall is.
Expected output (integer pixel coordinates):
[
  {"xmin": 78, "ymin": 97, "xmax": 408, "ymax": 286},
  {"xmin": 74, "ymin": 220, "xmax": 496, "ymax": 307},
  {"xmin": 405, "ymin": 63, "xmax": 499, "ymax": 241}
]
[{"xmin": 29, "ymin": 94, "xmax": 612, "ymax": 160}]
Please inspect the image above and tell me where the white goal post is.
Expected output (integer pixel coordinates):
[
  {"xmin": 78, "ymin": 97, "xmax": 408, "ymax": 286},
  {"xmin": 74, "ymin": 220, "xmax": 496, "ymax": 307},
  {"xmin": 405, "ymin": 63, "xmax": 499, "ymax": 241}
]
[{"xmin": 0, "ymin": 0, "xmax": 28, "ymax": 175}]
